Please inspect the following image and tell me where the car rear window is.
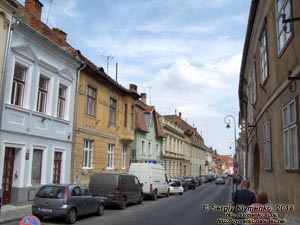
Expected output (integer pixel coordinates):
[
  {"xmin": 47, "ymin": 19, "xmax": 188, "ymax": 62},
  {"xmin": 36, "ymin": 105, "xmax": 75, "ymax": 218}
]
[{"xmin": 36, "ymin": 186, "xmax": 65, "ymax": 199}]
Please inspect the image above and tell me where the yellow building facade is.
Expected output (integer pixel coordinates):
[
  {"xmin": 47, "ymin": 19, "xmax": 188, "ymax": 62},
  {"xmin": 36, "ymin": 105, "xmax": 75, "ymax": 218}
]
[{"xmin": 72, "ymin": 56, "xmax": 140, "ymax": 185}]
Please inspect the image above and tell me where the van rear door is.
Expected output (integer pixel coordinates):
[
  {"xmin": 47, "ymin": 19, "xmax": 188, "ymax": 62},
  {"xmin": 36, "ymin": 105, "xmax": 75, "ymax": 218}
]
[{"xmin": 89, "ymin": 174, "xmax": 118, "ymax": 196}]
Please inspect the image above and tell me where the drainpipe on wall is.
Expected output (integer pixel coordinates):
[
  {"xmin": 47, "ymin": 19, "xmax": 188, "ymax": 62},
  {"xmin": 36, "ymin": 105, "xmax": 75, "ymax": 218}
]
[
  {"xmin": 71, "ymin": 62, "xmax": 86, "ymax": 184},
  {"xmin": 0, "ymin": 14, "xmax": 18, "ymax": 129}
]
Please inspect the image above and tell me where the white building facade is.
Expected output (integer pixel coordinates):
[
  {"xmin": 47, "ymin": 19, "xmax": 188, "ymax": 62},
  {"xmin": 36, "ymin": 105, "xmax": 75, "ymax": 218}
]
[{"xmin": 0, "ymin": 16, "xmax": 80, "ymax": 205}]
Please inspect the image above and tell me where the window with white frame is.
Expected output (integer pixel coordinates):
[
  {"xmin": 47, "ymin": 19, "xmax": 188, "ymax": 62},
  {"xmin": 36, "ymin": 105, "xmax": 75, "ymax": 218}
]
[
  {"xmin": 87, "ymin": 86, "xmax": 96, "ymax": 116},
  {"xmin": 156, "ymin": 143, "xmax": 160, "ymax": 156},
  {"xmin": 57, "ymin": 84, "xmax": 67, "ymax": 119},
  {"xmin": 11, "ymin": 63, "xmax": 26, "ymax": 106},
  {"xmin": 83, "ymin": 140, "xmax": 93, "ymax": 168},
  {"xmin": 36, "ymin": 76, "xmax": 49, "ymax": 113},
  {"xmin": 260, "ymin": 29, "xmax": 268, "ymax": 84},
  {"xmin": 109, "ymin": 98, "xmax": 117, "ymax": 123},
  {"xmin": 107, "ymin": 144, "xmax": 114, "ymax": 169},
  {"xmin": 276, "ymin": 0, "xmax": 292, "ymax": 52},
  {"xmin": 121, "ymin": 144, "xmax": 127, "ymax": 169},
  {"xmin": 263, "ymin": 121, "xmax": 272, "ymax": 170},
  {"xmin": 282, "ymin": 99, "xmax": 298, "ymax": 170},
  {"xmin": 141, "ymin": 139, "xmax": 146, "ymax": 155},
  {"xmin": 148, "ymin": 140, "xmax": 152, "ymax": 155},
  {"xmin": 162, "ymin": 138, "xmax": 166, "ymax": 153}
]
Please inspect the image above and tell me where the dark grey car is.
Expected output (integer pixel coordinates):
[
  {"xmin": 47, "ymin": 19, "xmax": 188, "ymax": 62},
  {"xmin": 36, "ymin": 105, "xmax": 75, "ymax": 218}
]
[
  {"xmin": 89, "ymin": 173, "xmax": 143, "ymax": 209},
  {"xmin": 32, "ymin": 184, "xmax": 106, "ymax": 224}
]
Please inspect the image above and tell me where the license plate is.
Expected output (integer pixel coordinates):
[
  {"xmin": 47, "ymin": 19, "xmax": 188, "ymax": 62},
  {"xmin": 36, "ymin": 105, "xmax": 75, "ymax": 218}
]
[
  {"xmin": 174, "ymin": 187, "xmax": 179, "ymax": 189},
  {"xmin": 39, "ymin": 208, "xmax": 53, "ymax": 213}
]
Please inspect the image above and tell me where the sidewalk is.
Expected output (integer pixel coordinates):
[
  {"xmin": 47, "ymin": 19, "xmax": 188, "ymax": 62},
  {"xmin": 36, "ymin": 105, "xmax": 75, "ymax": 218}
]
[{"xmin": 0, "ymin": 204, "xmax": 32, "ymax": 224}]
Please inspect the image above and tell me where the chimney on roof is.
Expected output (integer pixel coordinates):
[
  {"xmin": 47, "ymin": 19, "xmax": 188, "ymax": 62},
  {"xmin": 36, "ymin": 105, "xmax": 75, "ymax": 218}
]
[
  {"xmin": 25, "ymin": 0, "xmax": 43, "ymax": 20},
  {"xmin": 52, "ymin": 28, "xmax": 67, "ymax": 42},
  {"xmin": 179, "ymin": 112, "xmax": 182, "ymax": 119},
  {"xmin": 129, "ymin": 84, "xmax": 137, "ymax": 92},
  {"xmin": 140, "ymin": 93, "xmax": 147, "ymax": 104}
]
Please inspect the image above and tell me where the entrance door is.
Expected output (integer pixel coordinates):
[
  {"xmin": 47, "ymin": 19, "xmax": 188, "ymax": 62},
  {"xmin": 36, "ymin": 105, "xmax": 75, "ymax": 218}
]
[
  {"xmin": 2, "ymin": 148, "xmax": 15, "ymax": 204},
  {"xmin": 53, "ymin": 152, "xmax": 62, "ymax": 184},
  {"xmin": 253, "ymin": 143, "xmax": 260, "ymax": 193}
]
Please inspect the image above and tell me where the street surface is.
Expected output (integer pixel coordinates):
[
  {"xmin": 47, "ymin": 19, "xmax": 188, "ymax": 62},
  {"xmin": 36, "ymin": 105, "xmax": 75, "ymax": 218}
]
[{"xmin": 8, "ymin": 179, "xmax": 232, "ymax": 225}]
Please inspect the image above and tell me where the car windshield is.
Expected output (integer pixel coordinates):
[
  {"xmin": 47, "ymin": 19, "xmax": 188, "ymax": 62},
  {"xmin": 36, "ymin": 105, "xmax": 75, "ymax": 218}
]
[{"xmin": 36, "ymin": 185, "xmax": 65, "ymax": 199}]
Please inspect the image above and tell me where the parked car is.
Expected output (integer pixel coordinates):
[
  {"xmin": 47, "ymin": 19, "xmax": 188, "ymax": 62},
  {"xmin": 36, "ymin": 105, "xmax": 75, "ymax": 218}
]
[
  {"xmin": 184, "ymin": 176, "xmax": 196, "ymax": 190},
  {"xmin": 207, "ymin": 174, "xmax": 216, "ymax": 182},
  {"xmin": 129, "ymin": 163, "xmax": 170, "ymax": 200},
  {"xmin": 32, "ymin": 184, "xmax": 106, "ymax": 224},
  {"xmin": 215, "ymin": 176, "xmax": 226, "ymax": 185},
  {"xmin": 199, "ymin": 175, "xmax": 209, "ymax": 183},
  {"xmin": 185, "ymin": 176, "xmax": 201, "ymax": 186},
  {"xmin": 168, "ymin": 179, "xmax": 184, "ymax": 195},
  {"xmin": 176, "ymin": 178, "xmax": 188, "ymax": 191},
  {"xmin": 89, "ymin": 173, "xmax": 143, "ymax": 209}
]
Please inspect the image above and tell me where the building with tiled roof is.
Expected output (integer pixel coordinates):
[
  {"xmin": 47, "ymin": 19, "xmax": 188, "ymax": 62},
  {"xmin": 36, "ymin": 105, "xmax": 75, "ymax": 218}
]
[
  {"xmin": 130, "ymin": 93, "xmax": 165, "ymax": 164},
  {"xmin": 0, "ymin": 0, "xmax": 81, "ymax": 205},
  {"xmin": 161, "ymin": 112, "xmax": 208, "ymax": 177},
  {"xmin": 218, "ymin": 155, "xmax": 233, "ymax": 175}
]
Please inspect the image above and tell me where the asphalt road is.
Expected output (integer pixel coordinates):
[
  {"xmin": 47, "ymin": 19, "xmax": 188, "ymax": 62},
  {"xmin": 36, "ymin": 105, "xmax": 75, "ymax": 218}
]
[{"xmin": 7, "ymin": 178, "xmax": 233, "ymax": 225}]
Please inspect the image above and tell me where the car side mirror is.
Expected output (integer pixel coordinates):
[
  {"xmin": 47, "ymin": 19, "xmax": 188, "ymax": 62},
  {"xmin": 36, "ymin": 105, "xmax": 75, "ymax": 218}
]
[{"xmin": 140, "ymin": 183, "xmax": 143, "ymax": 187}]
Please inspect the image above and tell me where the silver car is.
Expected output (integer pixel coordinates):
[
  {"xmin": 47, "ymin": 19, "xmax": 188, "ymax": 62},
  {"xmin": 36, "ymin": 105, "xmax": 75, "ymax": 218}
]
[
  {"xmin": 215, "ymin": 176, "xmax": 226, "ymax": 185},
  {"xmin": 32, "ymin": 184, "xmax": 106, "ymax": 224}
]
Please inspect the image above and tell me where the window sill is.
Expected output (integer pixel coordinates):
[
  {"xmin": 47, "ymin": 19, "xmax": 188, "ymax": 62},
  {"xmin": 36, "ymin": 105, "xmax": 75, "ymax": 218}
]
[
  {"xmin": 106, "ymin": 167, "xmax": 115, "ymax": 170},
  {"xmin": 81, "ymin": 167, "xmax": 94, "ymax": 170},
  {"xmin": 285, "ymin": 168, "xmax": 300, "ymax": 173}
]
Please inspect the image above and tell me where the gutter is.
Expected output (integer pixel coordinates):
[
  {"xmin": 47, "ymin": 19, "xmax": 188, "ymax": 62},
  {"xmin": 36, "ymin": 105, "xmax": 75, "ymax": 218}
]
[
  {"xmin": 0, "ymin": 13, "xmax": 17, "ymax": 129},
  {"xmin": 71, "ymin": 62, "xmax": 86, "ymax": 183}
]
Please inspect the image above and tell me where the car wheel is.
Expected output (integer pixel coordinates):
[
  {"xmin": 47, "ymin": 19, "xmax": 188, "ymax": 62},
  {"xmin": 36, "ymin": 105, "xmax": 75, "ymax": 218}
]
[
  {"xmin": 65, "ymin": 208, "xmax": 77, "ymax": 224},
  {"xmin": 179, "ymin": 192, "xmax": 183, "ymax": 195},
  {"xmin": 138, "ymin": 194, "xmax": 144, "ymax": 204},
  {"xmin": 165, "ymin": 189, "xmax": 170, "ymax": 197},
  {"xmin": 96, "ymin": 203, "xmax": 104, "ymax": 216},
  {"xmin": 151, "ymin": 190, "xmax": 157, "ymax": 201},
  {"xmin": 119, "ymin": 197, "xmax": 127, "ymax": 210}
]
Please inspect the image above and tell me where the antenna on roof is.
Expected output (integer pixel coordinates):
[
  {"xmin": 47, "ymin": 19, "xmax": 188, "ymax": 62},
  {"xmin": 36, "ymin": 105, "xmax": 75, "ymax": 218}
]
[
  {"xmin": 101, "ymin": 51, "xmax": 116, "ymax": 75},
  {"xmin": 46, "ymin": 0, "xmax": 54, "ymax": 25}
]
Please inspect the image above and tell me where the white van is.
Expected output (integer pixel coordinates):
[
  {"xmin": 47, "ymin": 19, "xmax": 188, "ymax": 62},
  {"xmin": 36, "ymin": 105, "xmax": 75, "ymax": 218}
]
[{"xmin": 129, "ymin": 163, "xmax": 170, "ymax": 200}]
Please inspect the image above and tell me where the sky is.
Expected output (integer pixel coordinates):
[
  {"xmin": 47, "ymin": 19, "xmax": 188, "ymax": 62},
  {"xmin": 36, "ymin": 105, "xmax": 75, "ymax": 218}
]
[{"xmin": 19, "ymin": 0, "xmax": 251, "ymax": 155}]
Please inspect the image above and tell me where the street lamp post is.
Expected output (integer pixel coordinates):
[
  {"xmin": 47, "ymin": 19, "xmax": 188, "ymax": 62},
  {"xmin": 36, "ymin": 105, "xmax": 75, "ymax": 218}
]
[{"xmin": 224, "ymin": 115, "xmax": 237, "ymax": 194}]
